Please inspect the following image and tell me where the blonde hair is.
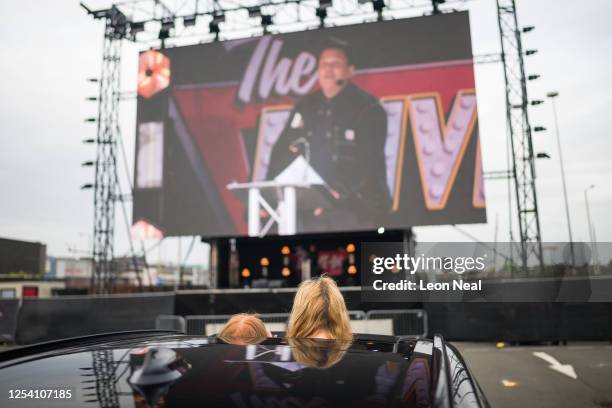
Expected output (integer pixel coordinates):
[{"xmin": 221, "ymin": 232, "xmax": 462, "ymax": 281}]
[
  {"xmin": 218, "ymin": 313, "xmax": 268, "ymax": 343},
  {"xmin": 288, "ymin": 338, "xmax": 349, "ymax": 369},
  {"xmin": 287, "ymin": 276, "xmax": 352, "ymax": 340}
]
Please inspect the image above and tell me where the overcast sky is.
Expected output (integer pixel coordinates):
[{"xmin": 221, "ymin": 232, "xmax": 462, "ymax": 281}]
[{"xmin": 0, "ymin": 0, "xmax": 610, "ymax": 266}]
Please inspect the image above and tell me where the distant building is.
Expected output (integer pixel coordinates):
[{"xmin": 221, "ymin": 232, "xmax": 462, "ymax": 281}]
[
  {"xmin": 0, "ymin": 280, "xmax": 65, "ymax": 299},
  {"xmin": 46, "ymin": 257, "xmax": 93, "ymax": 288},
  {"xmin": 0, "ymin": 237, "xmax": 46, "ymax": 277},
  {"xmin": 103, "ymin": 257, "xmax": 209, "ymax": 288},
  {"xmin": 44, "ymin": 254, "xmax": 210, "ymax": 289},
  {"xmin": 149, "ymin": 264, "xmax": 210, "ymax": 287}
]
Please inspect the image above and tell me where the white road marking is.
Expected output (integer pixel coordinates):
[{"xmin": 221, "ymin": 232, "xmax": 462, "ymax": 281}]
[{"xmin": 533, "ymin": 352, "xmax": 578, "ymax": 379}]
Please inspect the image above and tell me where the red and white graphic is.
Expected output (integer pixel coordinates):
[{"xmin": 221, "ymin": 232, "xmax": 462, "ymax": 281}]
[
  {"xmin": 138, "ymin": 50, "xmax": 170, "ymax": 99},
  {"xmin": 317, "ymin": 250, "xmax": 348, "ymax": 277},
  {"xmin": 131, "ymin": 219, "xmax": 164, "ymax": 240}
]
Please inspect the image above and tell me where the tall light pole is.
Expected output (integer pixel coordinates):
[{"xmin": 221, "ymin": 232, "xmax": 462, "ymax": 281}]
[
  {"xmin": 584, "ymin": 185, "xmax": 600, "ymax": 271},
  {"xmin": 547, "ymin": 91, "xmax": 575, "ymax": 267}
]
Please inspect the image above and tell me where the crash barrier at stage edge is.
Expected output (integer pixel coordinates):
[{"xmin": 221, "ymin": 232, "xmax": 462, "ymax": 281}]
[
  {"xmin": 158, "ymin": 309, "xmax": 429, "ymax": 338},
  {"xmin": 366, "ymin": 310, "xmax": 428, "ymax": 339},
  {"xmin": 14, "ymin": 293, "xmax": 175, "ymax": 345},
  {"xmin": 5, "ymin": 288, "xmax": 612, "ymax": 345},
  {"xmin": 155, "ymin": 314, "xmax": 187, "ymax": 333},
  {"xmin": 185, "ymin": 313, "xmax": 292, "ymax": 336},
  {"xmin": 0, "ymin": 299, "xmax": 21, "ymax": 344},
  {"xmin": 425, "ymin": 302, "xmax": 612, "ymax": 342},
  {"xmin": 175, "ymin": 285, "xmax": 612, "ymax": 342}
]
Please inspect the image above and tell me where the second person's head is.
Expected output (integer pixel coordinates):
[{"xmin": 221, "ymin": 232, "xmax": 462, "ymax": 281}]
[{"xmin": 287, "ymin": 276, "xmax": 352, "ymax": 340}]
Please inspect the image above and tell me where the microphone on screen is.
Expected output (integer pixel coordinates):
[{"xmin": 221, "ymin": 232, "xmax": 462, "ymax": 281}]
[{"xmin": 335, "ymin": 79, "xmax": 346, "ymax": 86}]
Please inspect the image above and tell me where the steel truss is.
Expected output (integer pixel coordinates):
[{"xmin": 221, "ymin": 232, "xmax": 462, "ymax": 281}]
[
  {"xmin": 101, "ymin": 0, "xmax": 471, "ymax": 46},
  {"xmin": 496, "ymin": 0, "xmax": 544, "ymax": 272},
  {"xmin": 88, "ymin": 6, "xmax": 127, "ymax": 294}
]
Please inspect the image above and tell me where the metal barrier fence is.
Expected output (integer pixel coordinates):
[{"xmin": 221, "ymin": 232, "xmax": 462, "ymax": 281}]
[
  {"xmin": 155, "ymin": 315, "xmax": 186, "ymax": 333},
  {"xmin": 348, "ymin": 310, "xmax": 367, "ymax": 321},
  {"xmin": 186, "ymin": 313, "xmax": 290, "ymax": 335},
  {"xmin": 178, "ymin": 309, "xmax": 427, "ymax": 337},
  {"xmin": 366, "ymin": 309, "xmax": 428, "ymax": 338}
]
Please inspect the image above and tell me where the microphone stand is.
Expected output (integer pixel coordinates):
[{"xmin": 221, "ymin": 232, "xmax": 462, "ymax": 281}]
[{"xmin": 289, "ymin": 137, "xmax": 310, "ymax": 183}]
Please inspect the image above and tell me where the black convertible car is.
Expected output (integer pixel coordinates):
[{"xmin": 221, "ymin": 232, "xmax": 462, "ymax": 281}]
[{"xmin": 0, "ymin": 331, "xmax": 488, "ymax": 407}]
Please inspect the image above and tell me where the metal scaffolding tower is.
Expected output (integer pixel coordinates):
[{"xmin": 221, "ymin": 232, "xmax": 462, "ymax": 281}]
[
  {"xmin": 496, "ymin": 0, "xmax": 544, "ymax": 272},
  {"xmin": 85, "ymin": 6, "xmax": 128, "ymax": 294}
]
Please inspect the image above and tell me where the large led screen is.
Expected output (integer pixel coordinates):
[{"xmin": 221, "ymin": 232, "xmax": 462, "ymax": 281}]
[{"xmin": 132, "ymin": 11, "xmax": 486, "ymax": 238}]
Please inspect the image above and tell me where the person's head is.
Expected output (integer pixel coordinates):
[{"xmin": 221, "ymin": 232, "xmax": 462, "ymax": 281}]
[
  {"xmin": 217, "ymin": 313, "xmax": 271, "ymax": 345},
  {"xmin": 287, "ymin": 276, "xmax": 352, "ymax": 340},
  {"xmin": 317, "ymin": 39, "xmax": 354, "ymax": 99}
]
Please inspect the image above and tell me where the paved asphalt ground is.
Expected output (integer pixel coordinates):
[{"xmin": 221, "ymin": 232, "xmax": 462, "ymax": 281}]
[{"xmin": 455, "ymin": 342, "xmax": 612, "ymax": 408}]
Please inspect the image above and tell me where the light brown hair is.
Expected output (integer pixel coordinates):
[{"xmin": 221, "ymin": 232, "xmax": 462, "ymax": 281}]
[
  {"xmin": 286, "ymin": 276, "xmax": 352, "ymax": 340},
  {"xmin": 218, "ymin": 313, "xmax": 269, "ymax": 342},
  {"xmin": 288, "ymin": 338, "xmax": 349, "ymax": 369}
]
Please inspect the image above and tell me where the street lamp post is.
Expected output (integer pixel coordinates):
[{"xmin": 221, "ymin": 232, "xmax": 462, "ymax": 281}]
[
  {"xmin": 547, "ymin": 91, "xmax": 575, "ymax": 267},
  {"xmin": 584, "ymin": 185, "xmax": 600, "ymax": 272}
]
